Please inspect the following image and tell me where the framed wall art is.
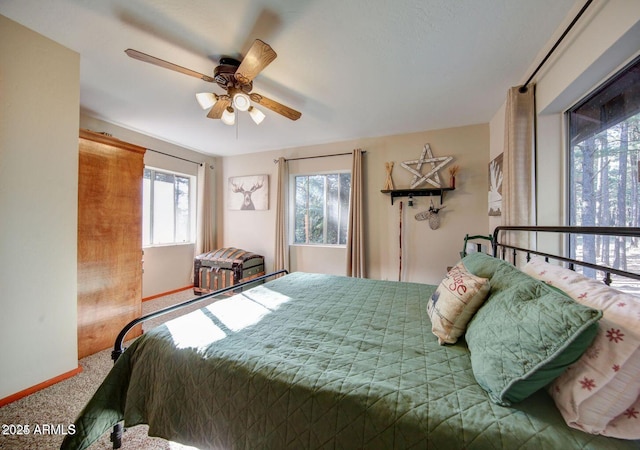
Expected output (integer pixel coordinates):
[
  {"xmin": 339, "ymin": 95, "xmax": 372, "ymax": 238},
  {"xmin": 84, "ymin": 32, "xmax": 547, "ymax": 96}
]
[
  {"xmin": 488, "ymin": 153, "xmax": 503, "ymax": 216},
  {"xmin": 228, "ymin": 174, "xmax": 269, "ymax": 210}
]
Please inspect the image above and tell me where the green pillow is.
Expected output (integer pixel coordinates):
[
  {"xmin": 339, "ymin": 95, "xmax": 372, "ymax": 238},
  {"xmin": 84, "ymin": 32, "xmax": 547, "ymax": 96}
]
[{"xmin": 462, "ymin": 253, "xmax": 602, "ymax": 406}]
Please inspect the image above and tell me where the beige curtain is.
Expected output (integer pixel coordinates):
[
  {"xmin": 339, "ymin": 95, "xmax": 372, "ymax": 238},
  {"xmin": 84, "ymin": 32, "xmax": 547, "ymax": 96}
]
[
  {"xmin": 274, "ymin": 157, "xmax": 289, "ymax": 273},
  {"xmin": 346, "ymin": 148, "xmax": 366, "ymax": 277},
  {"xmin": 195, "ymin": 162, "xmax": 216, "ymax": 257},
  {"xmin": 502, "ymin": 85, "xmax": 536, "ymax": 262}
]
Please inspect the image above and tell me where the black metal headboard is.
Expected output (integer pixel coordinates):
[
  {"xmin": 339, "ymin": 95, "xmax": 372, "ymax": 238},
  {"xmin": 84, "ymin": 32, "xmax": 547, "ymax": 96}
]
[{"xmin": 492, "ymin": 226, "xmax": 640, "ymax": 286}]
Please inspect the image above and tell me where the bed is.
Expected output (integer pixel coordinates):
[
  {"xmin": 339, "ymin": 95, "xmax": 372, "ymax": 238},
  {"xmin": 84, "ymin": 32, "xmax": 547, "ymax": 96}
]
[{"xmin": 62, "ymin": 226, "xmax": 640, "ymax": 449}]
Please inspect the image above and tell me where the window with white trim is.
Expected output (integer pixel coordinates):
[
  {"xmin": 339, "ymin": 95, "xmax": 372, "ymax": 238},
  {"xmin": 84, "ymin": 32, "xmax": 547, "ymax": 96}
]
[
  {"xmin": 143, "ymin": 167, "xmax": 195, "ymax": 246},
  {"xmin": 291, "ymin": 172, "xmax": 351, "ymax": 246}
]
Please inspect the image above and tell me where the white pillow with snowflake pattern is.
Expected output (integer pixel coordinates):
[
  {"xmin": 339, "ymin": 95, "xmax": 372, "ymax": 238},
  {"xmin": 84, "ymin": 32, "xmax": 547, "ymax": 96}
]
[{"xmin": 524, "ymin": 258, "xmax": 640, "ymax": 439}]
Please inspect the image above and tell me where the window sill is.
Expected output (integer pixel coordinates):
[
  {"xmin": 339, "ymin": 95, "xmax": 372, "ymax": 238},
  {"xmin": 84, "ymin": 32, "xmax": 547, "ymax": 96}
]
[
  {"xmin": 289, "ymin": 243, "xmax": 347, "ymax": 249},
  {"xmin": 143, "ymin": 242, "xmax": 195, "ymax": 249}
]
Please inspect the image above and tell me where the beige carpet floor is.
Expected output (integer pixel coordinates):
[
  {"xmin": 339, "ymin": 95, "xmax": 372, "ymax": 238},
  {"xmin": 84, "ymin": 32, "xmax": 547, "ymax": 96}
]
[{"xmin": 0, "ymin": 288, "xmax": 219, "ymax": 450}]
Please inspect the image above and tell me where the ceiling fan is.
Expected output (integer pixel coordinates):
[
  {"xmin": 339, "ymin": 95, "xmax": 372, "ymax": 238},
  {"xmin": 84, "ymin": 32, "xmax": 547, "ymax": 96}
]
[{"xmin": 125, "ymin": 39, "xmax": 301, "ymax": 126}]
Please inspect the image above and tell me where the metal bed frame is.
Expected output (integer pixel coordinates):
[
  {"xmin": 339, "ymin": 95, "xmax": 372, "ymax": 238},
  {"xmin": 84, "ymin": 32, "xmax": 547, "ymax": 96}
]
[{"xmin": 492, "ymin": 226, "xmax": 640, "ymax": 285}]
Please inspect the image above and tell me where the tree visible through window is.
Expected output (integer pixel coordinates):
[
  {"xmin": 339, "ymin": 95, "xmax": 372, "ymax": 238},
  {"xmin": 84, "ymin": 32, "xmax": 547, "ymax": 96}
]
[
  {"xmin": 567, "ymin": 56, "xmax": 640, "ymax": 289},
  {"xmin": 293, "ymin": 173, "xmax": 351, "ymax": 245},
  {"xmin": 143, "ymin": 167, "xmax": 194, "ymax": 246}
]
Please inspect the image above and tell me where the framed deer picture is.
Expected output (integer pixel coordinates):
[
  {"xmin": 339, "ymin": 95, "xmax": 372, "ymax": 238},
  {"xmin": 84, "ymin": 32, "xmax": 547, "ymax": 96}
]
[{"xmin": 228, "ymin": 175, "xmax": 269, "ymax": 210}]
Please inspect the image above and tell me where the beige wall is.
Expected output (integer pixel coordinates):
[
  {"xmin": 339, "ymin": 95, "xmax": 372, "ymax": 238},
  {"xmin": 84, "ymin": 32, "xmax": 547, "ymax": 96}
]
[
  {"xmin": 220, "ymin": 123, "xmax": 489, "ymax": 285},
  {"xmin": 0, "ymin": 16, "xmax": 80, "ymax": 399},
  {"xmin": 79, "ymin": 116, "xmax": 216, "ymax": 298}
]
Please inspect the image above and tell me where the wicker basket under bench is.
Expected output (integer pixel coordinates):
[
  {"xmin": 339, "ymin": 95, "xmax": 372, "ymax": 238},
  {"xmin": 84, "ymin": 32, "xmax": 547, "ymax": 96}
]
[{"xmin": 193, "ymin": 247, "xmax": 265, "ymax": 295}]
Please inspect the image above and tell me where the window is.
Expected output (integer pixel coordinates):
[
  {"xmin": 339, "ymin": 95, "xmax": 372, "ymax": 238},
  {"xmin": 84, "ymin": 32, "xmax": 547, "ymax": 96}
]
[
  {"xmin": 567, "ymin": 55, "xmax": 640, "ymax": 287},
  {"xmin": 143, "ymin": 167, "xmax": 195, "ymax": 246},
  {"xmin": 292, "ymin": 172, "xmax": 351, "ymax": 246}
]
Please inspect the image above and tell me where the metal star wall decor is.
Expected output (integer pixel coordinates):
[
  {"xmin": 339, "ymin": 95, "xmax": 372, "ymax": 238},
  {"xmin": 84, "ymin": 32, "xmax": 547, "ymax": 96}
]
[{"xmin": 401, "ymin": 144, "xmax": 453, "ymax": 189}]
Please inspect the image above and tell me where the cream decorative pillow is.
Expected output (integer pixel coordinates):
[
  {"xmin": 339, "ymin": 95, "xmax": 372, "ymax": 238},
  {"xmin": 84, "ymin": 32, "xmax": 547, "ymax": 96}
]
[
  {"xmin": 427, "ymin": 262, "xmax": 490, "ymax": 345},
  {"xmin": 524, "ymin": 258, "xmax": 640, "ymax": 439}
]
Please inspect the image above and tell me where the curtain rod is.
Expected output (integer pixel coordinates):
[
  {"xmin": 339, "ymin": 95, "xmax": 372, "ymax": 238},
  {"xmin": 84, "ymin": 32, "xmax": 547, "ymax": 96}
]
[
  {"xmin": 273, "ymin": 150, "xmax": 366, "ymax": 164},
  {"xmin": 519, "ymin": 0, "xmax": 593, "ymax": 93},
  {"xmin": 146, "ymin": 148, "xmax": 203, "ymax": 166}
]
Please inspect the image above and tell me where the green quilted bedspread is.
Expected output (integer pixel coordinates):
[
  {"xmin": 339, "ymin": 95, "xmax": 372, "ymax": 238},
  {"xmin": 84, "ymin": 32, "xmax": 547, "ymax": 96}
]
[{"xmin": 62, "ymin": 272, "xmax": 639, "ymax": 449}]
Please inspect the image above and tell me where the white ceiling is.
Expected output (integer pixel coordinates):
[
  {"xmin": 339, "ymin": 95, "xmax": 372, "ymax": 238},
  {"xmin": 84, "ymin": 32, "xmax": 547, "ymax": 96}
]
[{"xmin": 1, "ymin": 0, "xmax": 578, "ymax": 156}]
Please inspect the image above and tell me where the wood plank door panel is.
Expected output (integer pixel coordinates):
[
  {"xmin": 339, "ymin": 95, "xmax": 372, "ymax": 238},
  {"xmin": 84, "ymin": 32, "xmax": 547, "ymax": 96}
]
[{"xmin": 77, "ymin": 130, "xmax": 145, "ymax": 359}]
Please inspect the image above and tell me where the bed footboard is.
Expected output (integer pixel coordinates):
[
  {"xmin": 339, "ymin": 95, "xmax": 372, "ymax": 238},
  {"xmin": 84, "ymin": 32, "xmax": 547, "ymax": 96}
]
[{"xmin": 112, "ymin": 269, "xmax": 289, "ymax": 362}]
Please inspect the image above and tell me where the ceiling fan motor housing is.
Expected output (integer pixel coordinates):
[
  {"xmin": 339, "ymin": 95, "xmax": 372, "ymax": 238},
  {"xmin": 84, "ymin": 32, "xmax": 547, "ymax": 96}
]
[{"xmin": 214, "ymin": 58, "xmax": 252, "ymax": 93}]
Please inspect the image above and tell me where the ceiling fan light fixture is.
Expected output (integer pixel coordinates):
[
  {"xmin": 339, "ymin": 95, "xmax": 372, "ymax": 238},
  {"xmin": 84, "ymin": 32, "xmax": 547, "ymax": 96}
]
[
  {"xmin": 232, "ymin": 92, "xmax": 251, "ymax": 112},
  {"xmin": 221, "ymin": 106, "xmax": 236, "ymax": 126},
  {"xmin": 195, "ymin": 92, "xmax": 217, "ymax": 110},
  {"xmin": 248, "ymin": 106, "xmax": 266, "ymax": 125}
]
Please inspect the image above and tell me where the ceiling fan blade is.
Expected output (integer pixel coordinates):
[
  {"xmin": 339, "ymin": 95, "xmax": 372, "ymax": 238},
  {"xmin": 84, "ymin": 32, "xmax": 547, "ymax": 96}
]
[
  {"xmin": 250, "ymin": 93, "xmax": 301, "ymax": 121},
  {"xmin": 234, "ymin": 40, "xmax": 277, "ymax": 84},
  {"xmin": 207, "ymin": 96, "xmax": 231, "ymax": 119},
  {"xmin": 125, "ymin": 49, "xmax": 214, "ymax": 83}
]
